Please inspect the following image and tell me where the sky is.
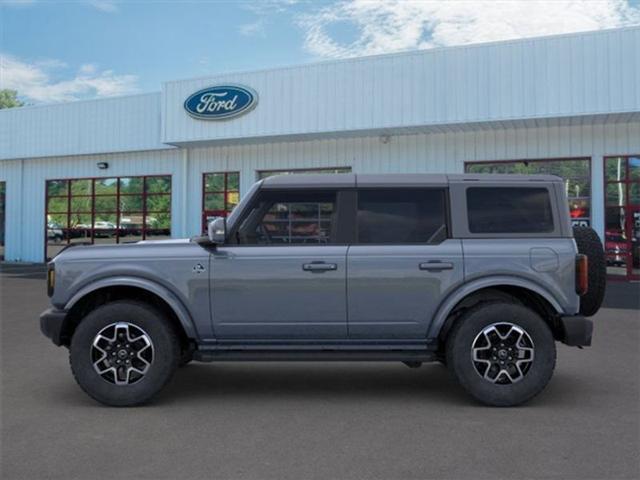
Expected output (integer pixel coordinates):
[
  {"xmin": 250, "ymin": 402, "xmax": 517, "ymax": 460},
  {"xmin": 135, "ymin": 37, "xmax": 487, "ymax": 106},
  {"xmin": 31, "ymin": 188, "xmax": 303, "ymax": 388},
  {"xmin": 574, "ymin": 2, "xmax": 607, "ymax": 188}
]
[{"xmin": 1, "ymin": 0, "xmax": 640, "ymax": 105}]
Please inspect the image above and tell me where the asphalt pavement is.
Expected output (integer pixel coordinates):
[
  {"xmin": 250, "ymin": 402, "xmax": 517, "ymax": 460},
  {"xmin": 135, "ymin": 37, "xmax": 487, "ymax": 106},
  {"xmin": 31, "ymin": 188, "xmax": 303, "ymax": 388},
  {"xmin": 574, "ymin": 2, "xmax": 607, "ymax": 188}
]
[{"xmin": 1, "ymin": 269, "xmax": 639, "ymax": 480}]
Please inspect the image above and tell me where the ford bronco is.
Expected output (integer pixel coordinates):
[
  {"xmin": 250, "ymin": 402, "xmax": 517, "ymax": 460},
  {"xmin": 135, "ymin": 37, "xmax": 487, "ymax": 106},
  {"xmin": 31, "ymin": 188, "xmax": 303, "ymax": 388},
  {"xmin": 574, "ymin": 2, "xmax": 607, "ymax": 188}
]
[{"xmin": 40, "ymin": 174, "xmax": 606, "ymax": 406}]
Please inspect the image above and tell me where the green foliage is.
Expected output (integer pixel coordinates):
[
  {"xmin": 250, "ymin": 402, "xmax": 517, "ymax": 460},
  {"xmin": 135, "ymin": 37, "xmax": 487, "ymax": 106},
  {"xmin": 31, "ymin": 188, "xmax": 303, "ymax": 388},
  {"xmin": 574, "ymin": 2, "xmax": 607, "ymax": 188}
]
[{"xmin": 0, "ymin": 90, "xmax": 24, "ymax": 109}]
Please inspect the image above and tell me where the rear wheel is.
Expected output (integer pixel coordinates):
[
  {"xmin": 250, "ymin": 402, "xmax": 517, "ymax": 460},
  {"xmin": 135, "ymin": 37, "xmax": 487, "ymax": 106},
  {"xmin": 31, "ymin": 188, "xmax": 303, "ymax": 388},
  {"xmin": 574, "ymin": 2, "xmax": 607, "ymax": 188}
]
[
  {"xmin": 70, "ymin": 300, "xmax": 180, "ymax": 406},
  {"xmin": 446, "ymin": 302, "xmax": 556, "ymax": 406}
]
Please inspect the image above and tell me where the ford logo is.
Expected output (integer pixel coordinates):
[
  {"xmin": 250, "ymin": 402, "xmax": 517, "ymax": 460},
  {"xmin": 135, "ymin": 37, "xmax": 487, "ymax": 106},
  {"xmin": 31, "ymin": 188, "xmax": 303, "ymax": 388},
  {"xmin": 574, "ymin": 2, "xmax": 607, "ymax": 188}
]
[{"xmin": 184, "ymin": 85, "xmax": 258, "ymax": 120}]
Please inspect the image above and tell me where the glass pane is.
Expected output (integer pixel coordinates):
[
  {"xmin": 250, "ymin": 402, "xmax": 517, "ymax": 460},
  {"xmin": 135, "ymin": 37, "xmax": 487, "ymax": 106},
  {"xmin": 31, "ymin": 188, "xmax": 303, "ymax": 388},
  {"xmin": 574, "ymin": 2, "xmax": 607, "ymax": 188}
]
[
  {"xmin": 94, "ymin": 196, "xmax": 117, "ymax": 212},
  {"xmin": 93, "ymin": 230, "xmax": 117, "ymax": 243},
  {"xmin": 145, "ymin": 214, "xmax": 171, "ymax": 229},
  {"xmin": 204, "ymin": 193, "xmax": 225, "ymax": 210},
  {"xmin": 70, "ymin": 197, "xmax": 92, "ymax": 213},
  {"xmin": 70, "ymin": 179, "xmax": 92, "ymax": 195},
  {"xmin": 630, "ymin": 184, "xmax": 640, "ymax": 205},
  {"xmin": 632, "ymin": 211, "xmax": 640, "ymax": 276},
  {"xmin": 630, "ymin": 157, "xmax": 640, "ymax": 181},
  {"xmin": 120, "ymin": 195, "xmax": 143, "ymax": 213},
  {"xmin": 606, "ymin": 183, "xmax": 626, "ymax": 206},
  {"xmin": 47, "ymin": 197, "xmax": 68, "ymax": 213},
  {"xmin": 228, "ymin": 172, "xmax": 240, "ymax": 191},
  {"xmin": 146, "ymin": 194, "xmax": 171, "ymax": 212},
  {"xmin": 204, "ymin": 173, "xmax": 225, "ymax": 192},
  {"xmin": 145, "ymin": 176, "xmax": 171, "ymax": 194},
  {"xmin": 118, "ymin": 230, "xmax": 143, "ymax": 244},
  {"xmin": 47, "ymin": 180, "xmax": 67, "ymax": 196},
  {"xmin": 46, "ymin": 226, "xmax": 66, "ymax": 243},
  {"xmin": 606, "ymin": 157, "xmax": 626, "ymax": 181},
  {"xmin": 568, "ymin": 199, "xmax": 590, "ymax": 221},
  {"xmin": 94, "ymin": 212, "xmax": 117, "ymax": 226},
  {"xmin": 69, "ymin": 214, "xmax": 92, "ymax": 229},
  {"xmin": 605, "ymin": 207, "xmax": 627, "ymax": 276},
  {"xmin": 564, "ymin": 178, "xmax": 590, "ymax": 199},
  {"xmin": 94, "ymin": 178, "xmax": 118, "ymax": 195},
  {"xmin": 227, "ymin": 191, "xmax": 239, "ymax": 211},
  {"xmin": 70, "ymin": 232, "xmax": 92, "ymax": 244},
  {"xmin": 358, "ymin": 189, "xmax": 447, "ymax": 244},
  {"xmin": 47, "ymin": 213, "xmax": 68, "ymax": 229},
  {"xmin": 467, "ymin": 187, "xmax": 554, "ymax": 234},
  {"xmin": 119, "ymin": 177, "xmax": 144, "ymax": 194},
  {"xmin": 119, "ymin": 214, "xmax": 144, "ymax": 233}
]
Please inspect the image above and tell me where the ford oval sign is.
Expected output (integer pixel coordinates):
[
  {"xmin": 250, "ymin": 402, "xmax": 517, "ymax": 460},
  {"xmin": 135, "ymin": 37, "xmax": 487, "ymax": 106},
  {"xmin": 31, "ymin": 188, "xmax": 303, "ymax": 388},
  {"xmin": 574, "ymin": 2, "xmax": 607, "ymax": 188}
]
[{"xmin": 184, "ymin": 85, "xmax": 258, "ymax": 120}]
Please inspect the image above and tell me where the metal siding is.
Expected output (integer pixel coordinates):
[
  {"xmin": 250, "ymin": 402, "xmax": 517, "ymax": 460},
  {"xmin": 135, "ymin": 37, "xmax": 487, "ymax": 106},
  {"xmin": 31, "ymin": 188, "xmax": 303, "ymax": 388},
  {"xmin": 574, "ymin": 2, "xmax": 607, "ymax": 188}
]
[{"xmin": 0, "ymin": 93, "xmax": 170, "ymax": 161}]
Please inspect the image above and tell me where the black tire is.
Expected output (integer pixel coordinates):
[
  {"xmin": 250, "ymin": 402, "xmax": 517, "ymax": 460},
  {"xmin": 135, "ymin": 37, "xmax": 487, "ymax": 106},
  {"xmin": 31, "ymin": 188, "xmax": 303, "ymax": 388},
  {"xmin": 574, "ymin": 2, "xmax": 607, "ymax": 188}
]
[
  {"xmin": 573, "ymin": 226, "xmax": 606, "ymax": 317},
  {"xmin": 446, "ymin": 302, "xmax": 556, "ymax": 407},
  {"xmin": 179, "ymin": 349, "xmax": 194, "ymax": 367},
  {"xmin": 70, "ymin": 300, "xmax": 181, "ymax": 407}
]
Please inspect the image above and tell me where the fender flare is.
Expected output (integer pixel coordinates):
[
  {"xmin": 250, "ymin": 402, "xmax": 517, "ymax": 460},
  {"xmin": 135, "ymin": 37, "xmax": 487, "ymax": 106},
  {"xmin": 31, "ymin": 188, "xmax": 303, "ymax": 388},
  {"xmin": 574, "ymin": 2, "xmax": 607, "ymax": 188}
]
[
  {"xmin": 426, "ymin": 276, "xmax": 564, "ymax": 339},
  {"xmin": 64, "ymin": 276, "xmax": 198, "ymax": 339}
]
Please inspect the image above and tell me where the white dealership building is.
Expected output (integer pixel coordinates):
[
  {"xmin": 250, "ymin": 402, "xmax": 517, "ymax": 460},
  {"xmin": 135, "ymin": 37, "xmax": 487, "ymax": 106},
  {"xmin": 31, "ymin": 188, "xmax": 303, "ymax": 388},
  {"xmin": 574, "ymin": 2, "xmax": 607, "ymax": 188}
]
[{"xmin": 1, "ymin": 27, "xmax": 639, "ymax": 280}]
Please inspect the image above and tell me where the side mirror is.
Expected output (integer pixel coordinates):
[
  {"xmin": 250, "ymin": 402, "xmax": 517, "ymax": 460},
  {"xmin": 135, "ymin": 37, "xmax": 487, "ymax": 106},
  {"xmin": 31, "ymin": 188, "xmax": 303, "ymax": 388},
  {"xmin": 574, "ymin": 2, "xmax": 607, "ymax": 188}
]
[{"xmin": 207, "ymin": 217, "xmax": 226, "ymax": 244}]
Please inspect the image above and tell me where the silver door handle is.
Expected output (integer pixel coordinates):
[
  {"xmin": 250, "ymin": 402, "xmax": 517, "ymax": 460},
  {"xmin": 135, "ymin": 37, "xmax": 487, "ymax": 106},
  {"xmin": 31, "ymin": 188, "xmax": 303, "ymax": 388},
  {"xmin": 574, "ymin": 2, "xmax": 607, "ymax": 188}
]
[
  {"xmin": 303, "ymin": 262, "xmax": 338, "ymax": 272},
  {"xmin": 419, "ymin": 261, "xmax": 454, "ymax": 271}
]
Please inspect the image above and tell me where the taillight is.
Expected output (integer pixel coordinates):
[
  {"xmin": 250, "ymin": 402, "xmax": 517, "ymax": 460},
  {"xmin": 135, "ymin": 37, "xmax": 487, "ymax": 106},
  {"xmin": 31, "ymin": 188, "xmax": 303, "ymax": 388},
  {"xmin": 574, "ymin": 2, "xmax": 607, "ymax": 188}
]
[
  {"xmin": 575, "ymin": 254, "xmax": 588, "ymax": 296},
  {"xmin": 47, "ymin": 263, "xmax": 55, "ymax": 297}
]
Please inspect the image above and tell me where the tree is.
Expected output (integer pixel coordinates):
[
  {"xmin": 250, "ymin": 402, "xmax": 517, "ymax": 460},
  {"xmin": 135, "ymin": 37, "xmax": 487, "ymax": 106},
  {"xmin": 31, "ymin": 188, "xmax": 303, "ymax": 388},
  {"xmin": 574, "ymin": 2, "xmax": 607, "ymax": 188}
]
[{"xmin": 0, "ymin": 89, "xmax": 24, "ymax": 109}]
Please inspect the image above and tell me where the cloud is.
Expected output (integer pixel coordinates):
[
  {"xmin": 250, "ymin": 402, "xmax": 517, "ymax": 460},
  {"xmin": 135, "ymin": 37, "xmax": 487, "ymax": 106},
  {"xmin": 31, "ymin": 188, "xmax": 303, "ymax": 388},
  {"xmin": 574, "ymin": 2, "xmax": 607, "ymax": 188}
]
[
  {"xmin": 299, "ymin": 0, "xmax": 640, "ymax": 58},
  {"xmin": 85, "ymin": 0, "xmax": 119, "ymax": 12},
  {"xmin": 0, "ymin": 53, "xmax": 138, "ymax": 103},
  {"xmin": 239, "ymin": 19, "xmax": 266, "ymax": 37}
]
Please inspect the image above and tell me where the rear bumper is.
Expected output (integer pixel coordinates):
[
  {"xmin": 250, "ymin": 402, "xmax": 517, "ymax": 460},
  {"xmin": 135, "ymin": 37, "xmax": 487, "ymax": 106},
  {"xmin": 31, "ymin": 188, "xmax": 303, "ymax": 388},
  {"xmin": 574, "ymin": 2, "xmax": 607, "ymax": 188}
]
[
  {"xmin": 40, "ymin": 308, "xmax": 68, "ymax": 346},
  {"xmin": 559, "ymin": 315, "xmax": 593, "ymax": 347}
]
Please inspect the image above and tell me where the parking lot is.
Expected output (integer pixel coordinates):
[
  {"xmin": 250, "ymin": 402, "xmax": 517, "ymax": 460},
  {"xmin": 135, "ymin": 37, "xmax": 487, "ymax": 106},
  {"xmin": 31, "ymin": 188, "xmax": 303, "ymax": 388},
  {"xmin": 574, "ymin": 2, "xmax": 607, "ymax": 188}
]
[{"xmin": 1, "ymin": 265, "xmax": 639, "ymax": 480}]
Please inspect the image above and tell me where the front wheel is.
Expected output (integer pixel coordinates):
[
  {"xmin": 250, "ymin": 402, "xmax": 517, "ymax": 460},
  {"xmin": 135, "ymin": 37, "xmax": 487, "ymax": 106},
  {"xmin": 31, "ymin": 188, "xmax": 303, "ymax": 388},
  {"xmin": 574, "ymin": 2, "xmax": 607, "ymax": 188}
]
[
  {"xmin": 446, "ymin": 302, "xmax": 556, "ymax": 407},
  {"xmin": 70, "ymin": 301, "xmax": 181, "ymax": 406}
]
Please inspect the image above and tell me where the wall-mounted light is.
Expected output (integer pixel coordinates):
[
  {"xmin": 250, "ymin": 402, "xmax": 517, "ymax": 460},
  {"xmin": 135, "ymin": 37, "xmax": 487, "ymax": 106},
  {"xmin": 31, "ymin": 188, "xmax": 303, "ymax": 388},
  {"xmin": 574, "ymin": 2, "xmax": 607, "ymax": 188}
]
[
  {"xmin": 379, "ymin": 134, "xmax": 391, "ymax": 144},
  {"xmin": 97, "ymin": 162, "xmax": 109, "ymax": 170}
]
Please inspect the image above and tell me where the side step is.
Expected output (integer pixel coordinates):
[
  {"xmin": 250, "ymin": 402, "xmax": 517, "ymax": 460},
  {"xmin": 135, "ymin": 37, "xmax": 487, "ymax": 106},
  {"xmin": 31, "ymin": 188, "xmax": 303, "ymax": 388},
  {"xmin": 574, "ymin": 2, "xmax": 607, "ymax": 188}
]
[{"xmin": 193, "ymin": 349, "xmax": 437, "ymax": 363}]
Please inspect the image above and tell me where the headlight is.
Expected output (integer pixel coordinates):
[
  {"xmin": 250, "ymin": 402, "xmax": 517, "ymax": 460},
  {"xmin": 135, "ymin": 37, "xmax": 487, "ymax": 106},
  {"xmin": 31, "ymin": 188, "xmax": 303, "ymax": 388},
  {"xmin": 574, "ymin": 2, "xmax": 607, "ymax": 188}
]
[{"xmin": 47, "ymin": 263, "xmax": 55, "ymax": 297}]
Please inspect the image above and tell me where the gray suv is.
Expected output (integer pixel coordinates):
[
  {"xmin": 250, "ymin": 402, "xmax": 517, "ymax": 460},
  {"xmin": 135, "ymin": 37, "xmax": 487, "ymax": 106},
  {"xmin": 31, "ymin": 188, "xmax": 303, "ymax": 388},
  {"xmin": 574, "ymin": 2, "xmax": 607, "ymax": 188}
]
[{"xmin": 40, "ymin": 174, "xmax": 605, "ymax": 407}]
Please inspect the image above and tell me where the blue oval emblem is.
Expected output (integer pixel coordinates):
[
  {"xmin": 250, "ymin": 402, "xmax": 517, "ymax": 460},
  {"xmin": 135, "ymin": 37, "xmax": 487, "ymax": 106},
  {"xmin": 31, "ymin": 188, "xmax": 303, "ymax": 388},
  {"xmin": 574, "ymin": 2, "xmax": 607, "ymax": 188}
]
[{"xmin": 184, "ymin": 85, "xmax": 258, "ymax": 120}]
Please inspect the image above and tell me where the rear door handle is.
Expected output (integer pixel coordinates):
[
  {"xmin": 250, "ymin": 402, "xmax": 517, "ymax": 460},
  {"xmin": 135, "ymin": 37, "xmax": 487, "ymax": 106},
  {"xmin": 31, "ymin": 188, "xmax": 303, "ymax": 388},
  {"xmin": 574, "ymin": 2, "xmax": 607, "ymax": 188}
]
[
  {"xmin": 303, "ymin": 262, "xmax": 338, "ymax": 273},
  {"xmin": 419, "ymin": 261, "xmax": 454, "ymax": 271}
]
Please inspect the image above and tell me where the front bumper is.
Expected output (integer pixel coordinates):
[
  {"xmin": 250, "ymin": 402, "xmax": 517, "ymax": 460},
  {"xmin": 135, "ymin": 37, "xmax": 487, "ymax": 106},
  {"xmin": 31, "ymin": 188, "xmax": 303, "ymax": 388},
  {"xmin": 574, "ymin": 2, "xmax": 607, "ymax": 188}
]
[
  {"xmin": 559, "ymin": 315, "xmax": 593, "ymax": 347},
  {"xmin": 40, "ymin": 308, "xmax": 68, "ymax": 346}
]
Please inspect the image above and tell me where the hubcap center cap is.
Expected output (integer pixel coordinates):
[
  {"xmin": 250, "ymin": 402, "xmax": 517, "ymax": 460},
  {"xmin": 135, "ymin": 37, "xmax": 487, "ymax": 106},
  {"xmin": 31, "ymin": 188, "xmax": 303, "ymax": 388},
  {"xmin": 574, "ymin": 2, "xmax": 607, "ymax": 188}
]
[
  {"xmin": 498, "ymin": 349, "xmax": 508, "ymax": 359},
  {"xmin": 117, "ymin": 349, "xmax": 128, "ymax": 359}
]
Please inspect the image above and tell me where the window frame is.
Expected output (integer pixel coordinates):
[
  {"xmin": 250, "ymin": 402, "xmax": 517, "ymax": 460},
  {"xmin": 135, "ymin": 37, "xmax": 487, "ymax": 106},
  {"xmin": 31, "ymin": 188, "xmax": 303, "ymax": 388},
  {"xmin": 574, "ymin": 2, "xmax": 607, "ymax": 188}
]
[
  {"xmin": 354, "ymin": 187, "xmax": 450, "ymax": 245},
  {"xmin": 227, "ymin": 188, "xmax": 354, "ymax": 246},
  {"xmin": 44, "ymin": 174, "xmax": 172, "ymax": 260},
  {"xmin": 256, "ymin": 167, "xmax": 352, "ymax": 180}
]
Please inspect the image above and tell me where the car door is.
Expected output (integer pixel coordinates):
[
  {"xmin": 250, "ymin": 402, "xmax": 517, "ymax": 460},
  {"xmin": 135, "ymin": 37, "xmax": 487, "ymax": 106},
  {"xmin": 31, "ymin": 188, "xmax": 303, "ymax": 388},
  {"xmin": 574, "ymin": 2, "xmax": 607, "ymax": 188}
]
[
  {"xmin": 211, "ymin": 188, "xmax": 349, "ymax": 339},
  {"xmin": 347, "ymin": 188, "xmax": 464, "ymax": 339}
]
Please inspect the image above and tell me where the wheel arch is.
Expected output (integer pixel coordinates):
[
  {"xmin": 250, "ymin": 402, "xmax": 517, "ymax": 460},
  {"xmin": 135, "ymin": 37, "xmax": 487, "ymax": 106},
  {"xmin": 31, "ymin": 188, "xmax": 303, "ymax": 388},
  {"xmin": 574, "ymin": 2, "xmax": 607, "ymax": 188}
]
[
  {"xmin": 429, "ymin": 277, "xmax": 564, "ymax": 342},
  {"xmin": 60, "ymin": 277, "xmax": 198, "ymax": 347}
]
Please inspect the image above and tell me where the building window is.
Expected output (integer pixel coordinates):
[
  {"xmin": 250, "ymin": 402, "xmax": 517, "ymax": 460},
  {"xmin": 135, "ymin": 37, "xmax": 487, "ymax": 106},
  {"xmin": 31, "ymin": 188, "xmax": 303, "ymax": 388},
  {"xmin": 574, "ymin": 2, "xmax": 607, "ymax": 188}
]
[
  {"xmin": 465, "ymin": 158, "xmax": 591, "ymax": 227},
  {"xmin": 604, "ymin": 156, "xmax": 640, "ymax": 279},
  {"xmin": 202, "ymin": 172, "xmax": 240, "ymax": 232},
  {"xmin": 45, "ymin": 175, "xmax": 171, "ymax": 260},
  {"xmin": 0, "ymin": 181, "xmax": 5, "ymax": 260},
  {"xmin": 257, "ymin": 167, "xmax": 352, "ymax": 180}
]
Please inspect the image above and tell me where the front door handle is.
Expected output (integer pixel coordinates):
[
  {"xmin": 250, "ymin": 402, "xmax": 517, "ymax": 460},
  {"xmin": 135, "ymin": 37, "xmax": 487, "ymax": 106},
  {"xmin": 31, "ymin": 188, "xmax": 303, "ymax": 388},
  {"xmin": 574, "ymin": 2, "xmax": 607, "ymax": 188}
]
[
  {"xmin": 303, "ymin": 262, "xmax": 338, "ymax": 273},
  {"xmin": 419, "ymin": 261, "xmax": 454, "ymax": 271}
]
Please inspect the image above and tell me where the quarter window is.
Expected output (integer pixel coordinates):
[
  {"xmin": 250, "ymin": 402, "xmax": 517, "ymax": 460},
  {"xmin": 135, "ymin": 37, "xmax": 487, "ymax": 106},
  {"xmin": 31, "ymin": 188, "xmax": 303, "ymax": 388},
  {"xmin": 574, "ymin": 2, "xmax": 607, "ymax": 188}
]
[
  {"xmin": 237, "ymin": 191, "xmax": 337, "ymax": 245},
  {"xmin": 467, "ymin": 187, "xmax": 554, "ymax": 234},
  {"xmin": 357, "ymin": 189, "xmax": 447, "ymax": 244}
]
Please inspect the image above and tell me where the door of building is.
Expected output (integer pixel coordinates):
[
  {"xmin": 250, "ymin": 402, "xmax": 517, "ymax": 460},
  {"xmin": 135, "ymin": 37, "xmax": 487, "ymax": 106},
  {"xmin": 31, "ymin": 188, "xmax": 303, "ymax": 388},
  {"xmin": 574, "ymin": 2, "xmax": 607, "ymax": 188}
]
[{"xmin": 604, "ymin": 156, "xmax": 640, "ymax": 281}]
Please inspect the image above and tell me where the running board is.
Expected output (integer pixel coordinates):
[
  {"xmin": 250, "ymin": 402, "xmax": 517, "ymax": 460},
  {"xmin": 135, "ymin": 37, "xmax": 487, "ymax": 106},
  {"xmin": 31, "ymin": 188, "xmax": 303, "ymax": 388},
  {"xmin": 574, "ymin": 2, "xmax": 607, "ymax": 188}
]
[{"xmin": 193, "ymin": 349, "xmax": 437, "ymax": 363}]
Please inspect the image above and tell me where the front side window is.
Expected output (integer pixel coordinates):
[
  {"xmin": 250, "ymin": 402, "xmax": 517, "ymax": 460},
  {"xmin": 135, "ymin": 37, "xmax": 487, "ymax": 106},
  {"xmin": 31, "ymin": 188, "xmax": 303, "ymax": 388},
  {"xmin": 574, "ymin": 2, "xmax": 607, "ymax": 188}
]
[
  {"xmin": 236, "ymin": 191, "xmax": 337, "ymax": 245},
  {"xmin": 357, "ymin": 189, "xmax": 447, "ymax": 244},
  {"xmin": 467, "ymin": 187, "xmax": 554, "ymax": 234}
]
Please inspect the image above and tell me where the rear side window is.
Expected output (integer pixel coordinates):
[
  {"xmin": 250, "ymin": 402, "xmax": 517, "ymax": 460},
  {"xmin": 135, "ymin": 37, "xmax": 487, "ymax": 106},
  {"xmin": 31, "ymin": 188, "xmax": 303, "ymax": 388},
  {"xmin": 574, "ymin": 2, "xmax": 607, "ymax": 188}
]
[
  {"xmin": 357, "ymin": 189, "xmax": 447, "ymax": 244},
  {"xmin": 467, "ymin": 187, "xmax": 554, "ymax": 234}
]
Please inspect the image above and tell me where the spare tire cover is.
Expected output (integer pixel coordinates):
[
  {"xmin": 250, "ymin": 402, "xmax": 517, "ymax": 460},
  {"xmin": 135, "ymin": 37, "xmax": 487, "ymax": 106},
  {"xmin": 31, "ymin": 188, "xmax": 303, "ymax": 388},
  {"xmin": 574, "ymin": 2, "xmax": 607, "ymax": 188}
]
[{"xmin": 573, "ymin": 226, "xmax": 606, "ymax": 317}]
